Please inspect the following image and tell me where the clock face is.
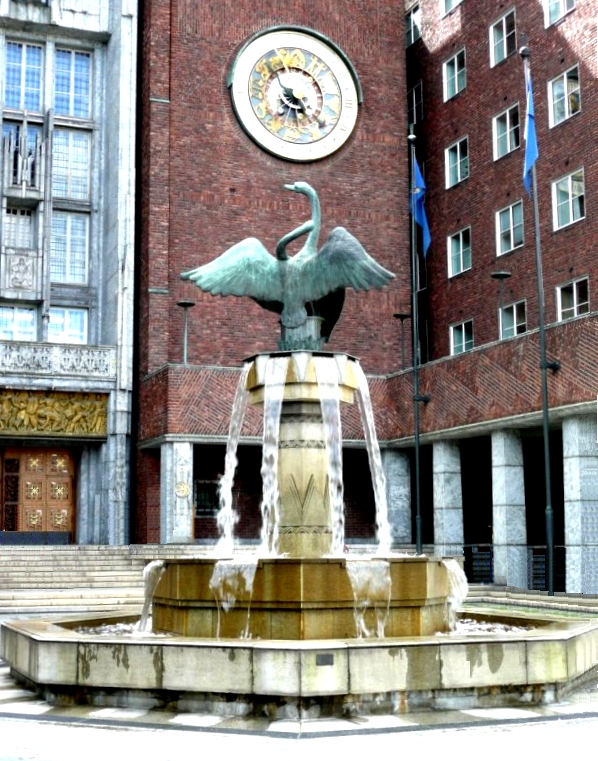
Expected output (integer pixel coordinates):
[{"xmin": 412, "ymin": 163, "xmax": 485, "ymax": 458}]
[{"xmin": 229, "ymin": 30, "xmax": 359, "ymax": 161}]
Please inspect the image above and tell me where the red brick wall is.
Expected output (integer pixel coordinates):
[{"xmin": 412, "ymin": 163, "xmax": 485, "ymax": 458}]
[{"xmin": 408, "ymin": 1, "xmax": 597, "ymax": 361}]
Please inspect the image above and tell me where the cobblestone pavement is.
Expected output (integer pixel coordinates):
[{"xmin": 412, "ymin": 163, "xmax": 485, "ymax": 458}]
[{"xmin": 1, "ymin": 660, "xmax": 597, "ymax": 739}]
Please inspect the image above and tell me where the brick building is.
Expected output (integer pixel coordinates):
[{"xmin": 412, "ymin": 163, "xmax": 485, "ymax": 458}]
[
  {"xmin": 0, "ymin": 0, "xmax": 137, "ymax": 544},
  {"xmin": 137, "ymin": 1, "xmax": 598, "ymax": 592}
]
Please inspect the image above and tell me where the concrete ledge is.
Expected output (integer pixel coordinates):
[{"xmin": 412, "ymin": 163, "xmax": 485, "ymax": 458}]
[{"xmin": 2, "ymin": 610, "xmax": 598, "ymax": 715}]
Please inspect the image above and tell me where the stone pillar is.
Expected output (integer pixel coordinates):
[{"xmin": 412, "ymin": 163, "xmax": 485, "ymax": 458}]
[
  {"xmin": 491, "ymin": 429, "xmax": 527, "ymax": 588},
  {"xmin": 563, "ymin": 415, "xmax": 598, "ymax": 593},
  {"xmin": 160, "ymin": 441, "xmax": 194, "ymax": 544},
  {"xmin": 382, "ymin": 449, "xmax": 411, "ymax": 546},
  {"xmin": 433, "ymin": 440, "xmax": 463, "ymax": 556}
]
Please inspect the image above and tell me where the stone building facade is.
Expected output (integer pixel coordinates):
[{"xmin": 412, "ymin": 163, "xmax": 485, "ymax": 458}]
[{"xmin": 0, "ymin": 0, "xmax": 137, "ymax": 544}]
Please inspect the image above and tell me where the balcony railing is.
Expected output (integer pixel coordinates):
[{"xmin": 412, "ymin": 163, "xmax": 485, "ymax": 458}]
[{"xmin": 0, "ymin": 341, "xmax": 116, "ymax": 380}]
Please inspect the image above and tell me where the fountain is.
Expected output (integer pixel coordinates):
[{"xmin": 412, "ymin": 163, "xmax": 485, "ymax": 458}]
[{"xmin": 2, "ymin": 183, "xmax": 598, "ymax": 718}]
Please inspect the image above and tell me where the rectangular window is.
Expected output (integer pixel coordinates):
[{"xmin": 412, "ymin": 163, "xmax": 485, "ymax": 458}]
[
  {"xmin": 496, "ymin": 201, "xmax": 523, "ymax": 255},
  {"xmin": 54, "ymin": 49, "xmax": 92, "ymax": 118},
  {"xmin": 52, "ymin": 130, "xmax": 90, "ymax": 200},
  {"xmin": 0, "ymin": 305, "xmax": 37, "ymax": 341},
  {"xmin": 443, "ymin": 49, "xmax": 466, "ymax": 101},
  {"xmin": 549, "ymin": 65, "xmax": 580, "ymax": 126},
  {"xmin": 445, "ymin": 137, "xmax": 468, "ymax": 187},
  {"xmin": 2, "ymin": 122, "xmax": 43, "ymax": 187},
  {"xmin": 4, "ymin": 41, "xmax": 43, "ymax": 111},
  {"xmin": 408, "ymin": 81, "xmax": 424, "ymax": 125},
  {"xmin": 406, "ymin": 5, "xmax": 421, "ymax": 46},
  {"xmin": 443, "ymin": 0, "xmax": 462, "ymax": 15},
  {"xmin": 545, "ymin": 0, "xmax": 575, "ymax": 25},
  {"xmin": 448, "ymin": 227, "xmax": 471, "ymax": 277},
  {"xmin": 557, "ymin": 278, "xmax": 588, "ymax": 321},
  {"xmin": 493, "ymin": 104, "xmax": 520, "ymax": 159},
  {"xmin": 500, "ymin": 301, "xmax": 526, "ymax": 338},
  {"xmin": 48, "ymin": 307, "xmax": 88, "ymax": 344},
  {"xmin": 450, "ymin": 320, "xmax": 473, "ymax": 355},
  {"xmin": 4, "ymin": 208, "xmax": 33, "ymax": 249},
  {"xmin": 50, "ymin": 212, "xmax": 89, "ymax": 284},
  {"xmin": 552, "ymin": 169, "xmax": 584, "ymax": 229},
  {"xmin": 490, "ymin": 10, "xmax": 516, "ymax": 67}
]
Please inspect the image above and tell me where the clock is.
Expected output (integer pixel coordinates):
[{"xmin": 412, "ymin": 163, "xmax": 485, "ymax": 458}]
[{"xmin": 229, "ymin": 29, "xmax": 360, "ymax": 161}]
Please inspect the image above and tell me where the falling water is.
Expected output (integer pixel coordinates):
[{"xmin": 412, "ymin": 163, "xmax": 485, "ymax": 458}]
[
  {"xmin": 258, "ymin": 355, "xmax": 289, "ymax": 556},
  {"xmin": 442, "ymin": 558, "xmax": 469, "ymax": 631},
  {"xmin": 209, "ymin": 559, "xmax": 258, "ymax": 638},
  {"xmin": 346, "ymin": 559, "xmax": 392, "ymax": 638},
  {"xmin": 215, "ymin": 362, "xmax": 252, "ymax": 556},
  {"xmin": 313, "ymin": 355, "xmax": 345, "ymax": 555},
  {"xmin": 353, "ymin": 363, "xmax": 392, "ymax": 554},
  {"xmin": 136, "ymin": 560, "xmax": 165, "ymax": 633}
]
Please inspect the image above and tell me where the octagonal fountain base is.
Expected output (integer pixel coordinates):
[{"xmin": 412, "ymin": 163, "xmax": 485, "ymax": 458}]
[
  {"xmin": 3, "ymin": 608, "xmax": 598, "ymax": 717},
  {"xmin": 152, "ymin": 556, "xmax": 452, "ymax": 640}
]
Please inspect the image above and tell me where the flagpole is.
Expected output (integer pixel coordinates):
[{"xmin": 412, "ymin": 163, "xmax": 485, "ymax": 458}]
[
  {"xmin": 521, "ymin": 46, "xmax": 555, "ymax": 595},
  {"xmin": 408, "ymin": 134, "xmax": 424, "ymax": 556}
]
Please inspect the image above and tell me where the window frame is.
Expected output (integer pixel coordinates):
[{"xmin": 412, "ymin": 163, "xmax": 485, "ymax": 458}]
[
  {"xmin": 443, "ymin": 0, "xmax": 463, "ymax": 16},
  {"xmin": 4, "ymin": 40, "xmax": 44, "ymax": 112},
  {"xmin": 489, "ymin": 9, "xmax": 517, "ymax": 67},
  {"xmin": 407, "ymin": 80, "xmax": 424, "ymax": 125},
  {"xmin": 447, "ymin": 226, "xmax": 472, "ymax": 277},
  {"xmin": 406, "ymin": 5, "xmax": 422, "ymax": 46},
  {"xmin": 552, "ymin": 168, "xmax": 585, "ymax": 230},
  {"xmin": 445, "ymin": 137, "xmax": 469, "ymax": 188},
  {"xmin": 548, "ymin": 64, "xmax": 580, "ymax": 127},
  {"xmin": 557, "ymin": 278, "xmax": 589, "ymax": 321},
  {"xmin": 492, "ymin": 103, "xmax": 520, "ymax": 160},
  {"xmin": 47, "ymin": 307, "xmax": 88, "ymax": 344},
  {"xmin": 450, "ymin": 320, "xmax": 474, "ymax": 355},
  {"xmin": 443, "ymin": 48, "xmax": 466, "ymax": 101},
  {"xmin": 50, "ymin": 211, "xmax": 90, "ymax": 285},
  {"xmin": 500, "ymin": 300, "xmax": 527, "ymax": 339},
  {"xmin": 496, "ymin": 200, "xmax": 523, "ymax": 256},
  {"xmin": 544, "ymin": 0, "xmax": 575, "ymax": 26},
  {"xmin": 0, "ymin": 304, "xmax": 37, "ymax": 341},
  {"xmin": 53, "ymin": 47, "xmax": 92, "ymax": 119}
]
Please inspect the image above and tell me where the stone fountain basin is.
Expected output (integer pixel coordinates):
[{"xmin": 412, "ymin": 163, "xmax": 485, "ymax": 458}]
[{"xmin": 2, "ymin": 609, "xmax": 598, "ymax": 715}]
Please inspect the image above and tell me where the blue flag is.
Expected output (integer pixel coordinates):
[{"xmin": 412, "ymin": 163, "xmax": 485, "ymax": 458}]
[
  {"xmin": 523, "ymin": 70, "xmax": 539, "ymax": 194},
  {"xmin": 412, "ymin": 157, "xmax": 431, "ymax": 256}
]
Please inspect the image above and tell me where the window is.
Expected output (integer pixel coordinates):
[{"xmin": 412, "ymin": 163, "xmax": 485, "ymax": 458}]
[
  {"xmin": 490, "ymin": 10, "xmax": 516, "ymax": 67},
  {"xmin": 443, "ymin": 49, "xmax": 466, "ymax": 100},
  {"xmin": 450, "ymin": 320, "xmax": 473, "ymax": 355},
  {"xmin": 406, "ymin": 5, "xmax": 421, "ymax": 46},
  {"xmin": 194, "ymin": 481, "xmax": 219, "ymax": 518},
  {"xmin": 2, "ymin": 122, "xmax": 43, "ymax": 187},
  {"xmin": 448, "ymin": 227, "xmax": 471, "ymax": 276},
  {"xmin": 549, "ymin": 65, "xmax": 580, "ymax": 126},
  {"xmin": 493, "ymin": 105, "xmax": 520, "ymax": 159},
  {"xmin": 48, "ymin": 307, "xmax": 88, "ymax": 344},
  {"xmin": 0, "ymin": 305, "xmax": 36, "ymax": 341},
  {"xmin": 4, "ymin": 42, "xmax": 43, "ymax": 111},
  {"xmin": 4, "ymin": 208, "xmax": 33, "ymax": 249},
  {"xmin": 557, "ymin": 278, "xmax": 588, "ymax": 321},
  {"xmin": 552, "ymin": 169, "xmax": 584, "ymax": 229},
  {"xmin": 545, "ymin": 0, "xmax": 575, "ymax": 25},
  {"xmin": 500, "ymin": 301, "xmax": 526, "ymax": 338},
  {"xmin": 445, "ymin": 137, "xmax": 468, "ymax": 187},
  {"xmin": 496, "ymin": 201, "xmax": 523, "ymax": 255},
  {"xmin": 52, "ymin": 130, "xmax": 90, "ymax": 200},
  {"xmin": 50, "ymin": 212, "xmax": 89, "ymax": 284},
  {"xmin": 443, "ymin": 0, "xmax": 462, "ymax": 15},
  {"xmin": 54, "ymin": 49, "xmax": 91, "ymax": 118},
  {"xmin": 408, "ymin": 81, "xmax": 423, "ymax": 125}
]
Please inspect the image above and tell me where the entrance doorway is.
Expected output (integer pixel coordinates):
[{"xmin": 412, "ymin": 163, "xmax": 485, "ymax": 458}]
[{"xmin": 1, "ymin": 449, "xmax": 76, "ymax": 535}]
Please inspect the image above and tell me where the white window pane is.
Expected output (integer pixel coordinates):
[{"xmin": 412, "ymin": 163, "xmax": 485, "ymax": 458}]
[
  {"xmin": 48, "ymin": 308, "xmax": 88, "ymax": 344},
  {"xmin": 50, "ymin": 212, "xmax": 89, "ymax": 283},
  {"xmin": 52, "ymin": 130, "xmax": 90, "ymax": 200},
  {"xmin": 5, "ymin": 42, "xmax": 42, "ymax": 111},
  {"xmin": 0, "ymin": 306, "xmax": 36, "ymax": 340},
  {"xmin": 54, "ymin": 49, "xmax": 91, "ymax": 118}
]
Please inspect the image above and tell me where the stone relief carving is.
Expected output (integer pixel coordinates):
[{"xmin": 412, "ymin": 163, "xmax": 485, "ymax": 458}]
[
  {"xmin": 0, "ymin": 342, "xmax": 115, "ymax": 378},
  {"xmin": 7, "ymin": 254, "xmax": 34, "ymax": 289},
  {"xmin": 0, "ymin": 390, "xmax": 108, "ymax": 437}
]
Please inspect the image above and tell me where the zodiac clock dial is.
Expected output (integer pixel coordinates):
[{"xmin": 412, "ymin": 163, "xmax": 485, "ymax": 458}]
[{"xmin": 229, "ymin": 30, "xmax": 360, "ymax": 161}]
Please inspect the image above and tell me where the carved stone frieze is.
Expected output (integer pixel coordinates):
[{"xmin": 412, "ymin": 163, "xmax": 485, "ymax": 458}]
[
  {"xmin": 0, "ymin": 342, "xmax": 116, "ymax": 379},
  {"xmin": 0, "ymin": 389, "xmax": 108, "ymax": 437}
]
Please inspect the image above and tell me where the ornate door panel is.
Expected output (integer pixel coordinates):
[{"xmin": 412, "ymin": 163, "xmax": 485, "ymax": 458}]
[{"xmin": 2, "ymin": 449, "xmax": 75, "ymax": 534}]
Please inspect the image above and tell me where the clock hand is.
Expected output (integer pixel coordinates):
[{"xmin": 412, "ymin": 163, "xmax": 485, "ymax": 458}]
[{"xmin": 295, "ymin": 94, "xmax": 326, "ymax": 127}]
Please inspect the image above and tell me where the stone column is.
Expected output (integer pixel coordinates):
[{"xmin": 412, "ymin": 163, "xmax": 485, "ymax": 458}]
[
  {"xmin": 491, "ymin": 429, "xmax": 527, "ymax": 588},
  {"xmin": 433, "ymin": 440, "xmax": 463, "ymax": 556},
  {"xmin": 563, "ymin": 415, "xmax": 598, "ymax": 593},
  {"xmin": 382, "ymin": 449, "xmax": 411, "ymax": 546},
  {"xmin": 160, "ymin": 441, "xmax": 194, "ymax": 544}
]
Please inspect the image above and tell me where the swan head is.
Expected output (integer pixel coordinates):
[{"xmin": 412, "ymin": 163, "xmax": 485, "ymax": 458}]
[{"xmin": 284, "ymin": 181, "xmax": 316, "ymax": 198}]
